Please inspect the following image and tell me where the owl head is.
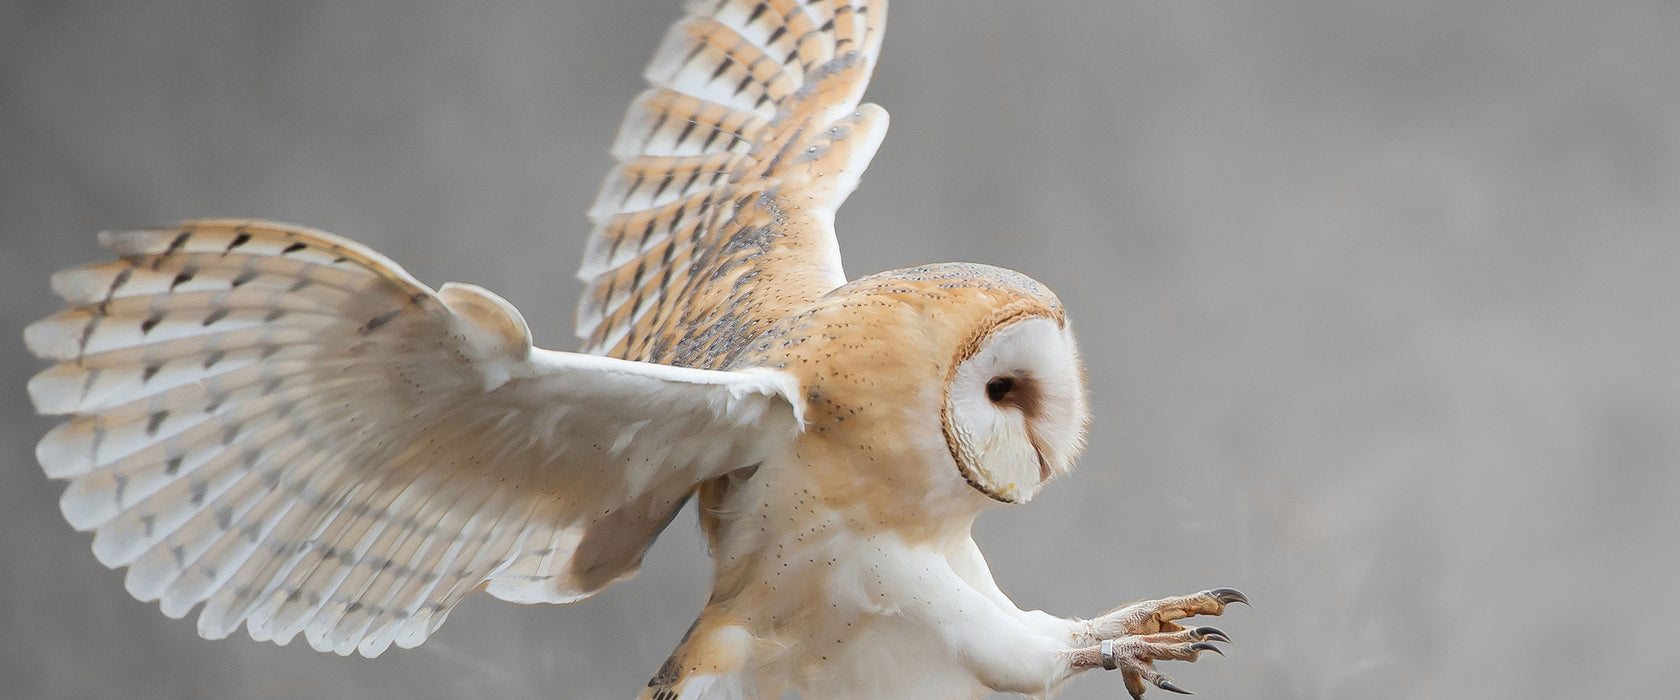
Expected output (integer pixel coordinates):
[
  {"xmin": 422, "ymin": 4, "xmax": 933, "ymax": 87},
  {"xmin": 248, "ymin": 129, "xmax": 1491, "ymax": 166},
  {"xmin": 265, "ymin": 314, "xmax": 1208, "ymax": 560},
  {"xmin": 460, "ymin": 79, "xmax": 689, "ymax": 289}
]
[{"xmin": 741, "ymin": 263, "xmax": 1091, "ymax": 510}]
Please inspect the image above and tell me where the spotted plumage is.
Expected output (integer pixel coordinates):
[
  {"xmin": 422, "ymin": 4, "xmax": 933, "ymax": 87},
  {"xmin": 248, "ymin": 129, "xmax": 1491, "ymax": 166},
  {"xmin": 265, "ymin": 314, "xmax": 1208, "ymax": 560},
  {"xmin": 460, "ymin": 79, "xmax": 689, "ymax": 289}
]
[
  {"xmin": 578, "ymin": 0, "xmax": 886, "ymax": 367},
  {"xmin": 26, "ymin": 1, "xmax": 1243, "ymax": 698}
]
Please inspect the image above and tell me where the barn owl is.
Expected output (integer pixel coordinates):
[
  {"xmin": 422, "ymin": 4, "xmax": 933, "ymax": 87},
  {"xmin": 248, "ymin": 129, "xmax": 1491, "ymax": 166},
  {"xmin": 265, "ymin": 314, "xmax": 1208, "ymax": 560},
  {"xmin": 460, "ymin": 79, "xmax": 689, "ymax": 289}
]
[{"xmin": 24, "ymin": 0, "xmax": 1245, "ymax": 698}]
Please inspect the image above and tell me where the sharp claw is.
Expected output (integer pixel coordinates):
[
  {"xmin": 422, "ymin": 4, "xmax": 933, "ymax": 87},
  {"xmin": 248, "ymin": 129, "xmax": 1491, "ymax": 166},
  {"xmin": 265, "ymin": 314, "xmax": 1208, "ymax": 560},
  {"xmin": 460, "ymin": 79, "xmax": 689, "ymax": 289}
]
[
  {"xmin": 1208, "ymin": 588, "xmax": 1249, "ymax": 606},
  {"xmin": 1189, "ymin": 642, "xmax": 1223, "ymax": 656},
  {"xmin": 1156, "ymin": 677, "xmax": 1193, "ymax": 695},
  {"xmin": 1192, "ymin": 626, "xmax": 1230, "ymax": 643}
]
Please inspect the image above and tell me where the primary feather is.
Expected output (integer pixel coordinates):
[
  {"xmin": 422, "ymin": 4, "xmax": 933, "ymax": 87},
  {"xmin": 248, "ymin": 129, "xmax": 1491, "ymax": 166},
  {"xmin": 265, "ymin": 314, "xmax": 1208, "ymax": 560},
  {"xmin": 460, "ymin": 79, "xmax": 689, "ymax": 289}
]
[
  {"xmin": 577, "ymin": 0, "xmax": 889, "ymax": 368},
  {"xmin": 26, "ymin": 219, "xmax": 801, "ymax": 657}
]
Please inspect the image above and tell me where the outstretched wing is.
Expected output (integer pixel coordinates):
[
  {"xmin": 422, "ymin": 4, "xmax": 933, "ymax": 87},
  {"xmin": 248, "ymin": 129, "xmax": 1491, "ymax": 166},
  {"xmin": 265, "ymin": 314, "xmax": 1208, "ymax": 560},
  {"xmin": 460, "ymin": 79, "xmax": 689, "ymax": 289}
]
[
  {"xmin": 577, "ymin": 0, "xmax": 889, "ymax": 368},
  {"xmin": 25, "ymin": 220, "xmax": 801, "ymax": 657}
]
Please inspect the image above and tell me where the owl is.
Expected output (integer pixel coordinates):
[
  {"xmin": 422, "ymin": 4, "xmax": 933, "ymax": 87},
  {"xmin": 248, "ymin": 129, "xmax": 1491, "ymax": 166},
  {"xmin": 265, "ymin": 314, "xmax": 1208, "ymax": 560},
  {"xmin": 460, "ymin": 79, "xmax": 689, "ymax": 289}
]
[{"xmin": 24, "ymin": 1, "xmax": 1244, "ymax": 698}]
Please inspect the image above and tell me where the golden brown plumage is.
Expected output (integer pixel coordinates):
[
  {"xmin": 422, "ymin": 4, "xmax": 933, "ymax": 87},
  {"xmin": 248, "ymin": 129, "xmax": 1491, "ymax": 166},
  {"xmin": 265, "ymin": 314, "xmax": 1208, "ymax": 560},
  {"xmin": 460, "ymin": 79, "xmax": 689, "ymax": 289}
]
[{"xmin": 577, "ymin": 0, "xmax": 887, "ymax": 368}]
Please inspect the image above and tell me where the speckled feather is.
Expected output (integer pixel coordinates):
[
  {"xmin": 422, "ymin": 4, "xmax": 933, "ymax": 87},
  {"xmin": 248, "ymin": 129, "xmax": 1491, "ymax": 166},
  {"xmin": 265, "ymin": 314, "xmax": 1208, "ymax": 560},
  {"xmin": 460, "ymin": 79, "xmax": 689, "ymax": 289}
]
[
  {"xmin": 636, "ymin": 263, "xmax": 1092, "ymax": 700},
  {"xmin": 577, "ymin": 0, "xmax": 888, "ymax": 369}
]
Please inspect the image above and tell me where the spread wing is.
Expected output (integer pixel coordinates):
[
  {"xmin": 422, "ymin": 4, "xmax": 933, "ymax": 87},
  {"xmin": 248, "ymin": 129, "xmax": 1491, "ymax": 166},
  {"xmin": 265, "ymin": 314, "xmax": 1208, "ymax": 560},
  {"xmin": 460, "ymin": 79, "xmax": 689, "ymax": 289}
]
[
  {"xmin": 25, "ymin": 220, "xmax": 802, "ymax": 657},
  {"xmin": 576, "ymin": 0, "xmax": 889, "ymax": 368}
]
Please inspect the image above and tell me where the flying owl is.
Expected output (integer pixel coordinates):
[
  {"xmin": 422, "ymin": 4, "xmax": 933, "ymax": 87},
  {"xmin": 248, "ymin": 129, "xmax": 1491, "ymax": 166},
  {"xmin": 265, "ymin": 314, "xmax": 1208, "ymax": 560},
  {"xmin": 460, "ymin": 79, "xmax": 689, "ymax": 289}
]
[{"xmin": 24, "ymin": 1, "xmax": 1245, "ymax": 698}]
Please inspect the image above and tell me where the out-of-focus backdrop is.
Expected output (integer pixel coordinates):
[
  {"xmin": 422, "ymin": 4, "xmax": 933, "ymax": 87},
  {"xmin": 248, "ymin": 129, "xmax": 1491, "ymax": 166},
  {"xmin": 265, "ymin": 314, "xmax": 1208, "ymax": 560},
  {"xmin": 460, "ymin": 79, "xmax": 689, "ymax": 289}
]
[{"xmin": 3, "ymin": 1, "xmax": 1677, "ymax": 698}]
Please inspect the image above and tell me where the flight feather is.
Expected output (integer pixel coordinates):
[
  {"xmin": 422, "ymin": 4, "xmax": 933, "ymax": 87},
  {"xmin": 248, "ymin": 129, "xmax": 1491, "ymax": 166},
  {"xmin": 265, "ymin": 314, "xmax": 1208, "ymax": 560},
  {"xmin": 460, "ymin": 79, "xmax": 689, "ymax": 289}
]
[{"xmin": 26, "ymin": 219, "xmax": 801, "ymax": 656}]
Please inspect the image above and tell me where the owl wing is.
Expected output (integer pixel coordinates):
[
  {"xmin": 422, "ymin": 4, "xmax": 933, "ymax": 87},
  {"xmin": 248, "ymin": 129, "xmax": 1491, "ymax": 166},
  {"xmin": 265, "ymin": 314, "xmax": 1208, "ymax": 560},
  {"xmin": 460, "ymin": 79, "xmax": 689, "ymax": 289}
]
[
  {"xmin": 577, "ymin": 0, "xmax": 889, "ymax": 366},
  {"xmin": 25, "ymin": 220, "xmax": 802, "ymax": 657}
]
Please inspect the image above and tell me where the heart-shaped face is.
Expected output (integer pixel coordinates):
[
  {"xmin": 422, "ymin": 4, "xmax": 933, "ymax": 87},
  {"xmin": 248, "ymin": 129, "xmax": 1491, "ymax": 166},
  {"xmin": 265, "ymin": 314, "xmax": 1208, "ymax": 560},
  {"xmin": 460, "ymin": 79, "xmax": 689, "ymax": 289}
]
[{"xmin": 942, "ymin": 314, "xmax": 1090, "ymax": 503}]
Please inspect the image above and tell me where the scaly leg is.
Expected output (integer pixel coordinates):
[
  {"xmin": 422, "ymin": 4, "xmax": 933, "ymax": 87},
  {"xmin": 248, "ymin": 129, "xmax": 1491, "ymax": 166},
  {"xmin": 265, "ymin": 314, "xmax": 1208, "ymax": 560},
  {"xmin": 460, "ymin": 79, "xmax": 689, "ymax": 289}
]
[{"xmin": 1072, "ymin": 588, "xmax": 1248, "ymax": 698}]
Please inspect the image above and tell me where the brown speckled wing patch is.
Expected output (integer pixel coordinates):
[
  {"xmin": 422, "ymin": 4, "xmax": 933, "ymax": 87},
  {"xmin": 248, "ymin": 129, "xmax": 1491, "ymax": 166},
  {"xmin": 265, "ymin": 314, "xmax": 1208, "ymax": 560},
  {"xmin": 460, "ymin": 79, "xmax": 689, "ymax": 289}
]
[{"xmin": 577, "ymin": 0, "xmax": 890, "ymax": 370}]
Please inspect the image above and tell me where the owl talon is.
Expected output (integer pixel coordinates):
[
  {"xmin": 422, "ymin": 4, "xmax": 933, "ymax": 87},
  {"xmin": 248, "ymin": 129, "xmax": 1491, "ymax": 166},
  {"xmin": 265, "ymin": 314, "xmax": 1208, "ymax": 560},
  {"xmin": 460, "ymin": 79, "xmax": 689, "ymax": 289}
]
[
  {"xmin": 1095, "ymin": 587, "xmax": 1248, "ymax": 640},
  {"xmin": 1113, "ymin": 652, "xmax": 1195, "ymax": 698},
  {"xmin": 1191, "ymin": 626, "xmax": 1229, "ymax": 643},
  {"xmin": 1079, "ymin": 588, "xmax": 1245, "ymax": 696},
  {"xmin": 1209, "ymin": 588, "xmax": 1248, "ymax": 606},
  {"xmin": 1082, "ymin": 632, "xmax": 1222, "ymax": 698},
  {"xmin": 1188, "ymin": 642, "xmax": 1222, "ymax": 656}
]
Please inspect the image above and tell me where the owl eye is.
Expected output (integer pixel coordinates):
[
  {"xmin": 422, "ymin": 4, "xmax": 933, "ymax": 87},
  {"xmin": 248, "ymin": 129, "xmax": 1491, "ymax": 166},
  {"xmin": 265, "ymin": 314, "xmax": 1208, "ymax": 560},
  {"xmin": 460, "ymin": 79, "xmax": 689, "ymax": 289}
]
[{"xmin": 985, "ymin": 376, "xmax": 1014, "ymax": 403}]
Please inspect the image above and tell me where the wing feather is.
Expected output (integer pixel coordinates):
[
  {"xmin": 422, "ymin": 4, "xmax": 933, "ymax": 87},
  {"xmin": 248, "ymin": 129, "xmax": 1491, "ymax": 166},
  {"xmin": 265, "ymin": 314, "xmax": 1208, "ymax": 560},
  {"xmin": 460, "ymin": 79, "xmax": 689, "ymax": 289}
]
[
  {"xmin": 578, "ymin": 0, "xmax": 889, "ymax": 368},
  {"xmin": 27, "ymin": 219, "xmax": 801, "ymax": 656}
]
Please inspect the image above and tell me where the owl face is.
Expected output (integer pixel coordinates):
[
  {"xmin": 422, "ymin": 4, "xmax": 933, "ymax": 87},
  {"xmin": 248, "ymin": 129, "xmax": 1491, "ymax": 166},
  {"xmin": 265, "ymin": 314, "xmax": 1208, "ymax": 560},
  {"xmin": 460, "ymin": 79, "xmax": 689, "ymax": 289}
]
[
  {"xmin": 942, "ymin": 312, "xmax": 1090, "ymax": 503},
  {"xmin": 740, "ymin": 263, "xmax": 1091, "ymax": 512}
]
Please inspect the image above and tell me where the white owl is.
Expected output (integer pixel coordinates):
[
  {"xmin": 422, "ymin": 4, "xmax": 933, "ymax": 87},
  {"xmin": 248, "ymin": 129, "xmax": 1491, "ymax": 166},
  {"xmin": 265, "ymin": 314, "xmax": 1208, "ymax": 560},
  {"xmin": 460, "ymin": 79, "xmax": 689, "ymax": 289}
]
[{"xmin": 24, "ymin": 1, "xmax": 1244, "ymax": 698}]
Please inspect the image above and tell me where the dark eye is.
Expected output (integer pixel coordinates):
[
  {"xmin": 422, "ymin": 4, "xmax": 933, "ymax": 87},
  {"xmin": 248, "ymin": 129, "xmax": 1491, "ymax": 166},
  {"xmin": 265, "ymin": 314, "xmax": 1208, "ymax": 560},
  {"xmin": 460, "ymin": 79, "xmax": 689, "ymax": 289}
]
[{"xmin": 985, "ymin": 376, "xmax": 1014, "ymax": 403}]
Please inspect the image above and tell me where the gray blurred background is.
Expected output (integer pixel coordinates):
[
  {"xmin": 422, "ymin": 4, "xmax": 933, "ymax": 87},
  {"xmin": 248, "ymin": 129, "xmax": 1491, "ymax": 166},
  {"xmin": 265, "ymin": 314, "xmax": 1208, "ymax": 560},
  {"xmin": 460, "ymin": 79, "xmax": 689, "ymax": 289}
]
[{"xmin": 3, "ymin": 1, "xmax": 1677, "ymax": 698}]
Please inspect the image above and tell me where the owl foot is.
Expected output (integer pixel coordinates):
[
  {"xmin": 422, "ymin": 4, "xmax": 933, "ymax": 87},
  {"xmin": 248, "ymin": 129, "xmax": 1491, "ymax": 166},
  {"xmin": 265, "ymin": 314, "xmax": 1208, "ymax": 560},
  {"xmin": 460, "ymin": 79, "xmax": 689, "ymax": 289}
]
[
  {"xmin": 1079, "ymin": 588, "xmax": 1247, "ymax": 697},
  {"xmin": 1101, "ymin": 588, "xmax": 1247, "ymax": 638}
]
